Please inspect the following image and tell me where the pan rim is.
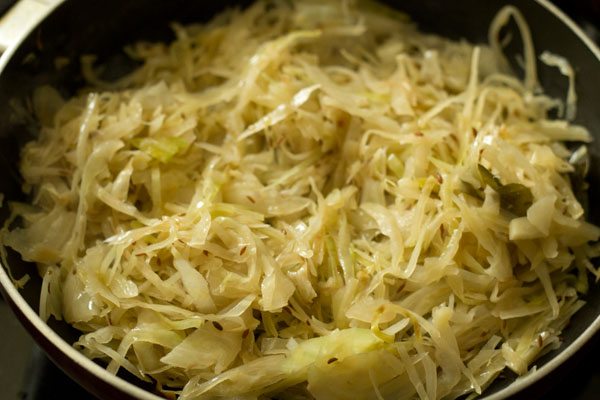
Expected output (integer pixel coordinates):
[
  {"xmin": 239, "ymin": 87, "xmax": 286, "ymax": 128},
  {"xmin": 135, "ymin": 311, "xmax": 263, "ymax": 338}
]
[
  {"xmin": 0, "ymin": 265, "xmax": 163, "ymax": 399},
  {"xmin": 0, "ymin": 3, "xmax": 174, "ymax": 398},
  {"xmin": 0, "ymin": 0, "xmax": 598, "ymax": 399},
  {"xmin": 0, "ymin": 0, "xmax": 178, "ymax": 400}
]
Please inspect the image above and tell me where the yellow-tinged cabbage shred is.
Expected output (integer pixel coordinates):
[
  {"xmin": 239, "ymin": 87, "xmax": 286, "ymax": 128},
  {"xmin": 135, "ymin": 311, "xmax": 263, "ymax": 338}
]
[{"xmin": 1, "ymin": 0, "xmax": 599, "ymax": 399}]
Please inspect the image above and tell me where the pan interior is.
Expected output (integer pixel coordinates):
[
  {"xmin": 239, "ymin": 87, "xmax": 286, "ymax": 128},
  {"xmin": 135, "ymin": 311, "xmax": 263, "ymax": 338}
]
[{"xmin": 0, "ymin": 0, "xmax": 598, "ymax": 398}]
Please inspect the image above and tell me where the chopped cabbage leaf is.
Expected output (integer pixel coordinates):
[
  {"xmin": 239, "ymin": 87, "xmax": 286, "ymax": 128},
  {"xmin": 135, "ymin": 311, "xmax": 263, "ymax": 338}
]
[{"xmin": 1, "ymin": 0, "xmax": 598, "ymax": 399}]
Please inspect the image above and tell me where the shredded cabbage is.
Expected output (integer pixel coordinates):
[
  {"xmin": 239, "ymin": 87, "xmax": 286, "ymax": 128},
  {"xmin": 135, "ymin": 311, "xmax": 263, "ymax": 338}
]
[{"xmin": 1, "ymin": 1, "xmax": 599, "ymax": 399}]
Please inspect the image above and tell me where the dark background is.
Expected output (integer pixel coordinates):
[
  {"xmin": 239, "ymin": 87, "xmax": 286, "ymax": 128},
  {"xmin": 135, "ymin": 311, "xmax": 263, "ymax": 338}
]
[{"xmin": 0, "ymin": 0, "xmax": 599, "ymax": 399}]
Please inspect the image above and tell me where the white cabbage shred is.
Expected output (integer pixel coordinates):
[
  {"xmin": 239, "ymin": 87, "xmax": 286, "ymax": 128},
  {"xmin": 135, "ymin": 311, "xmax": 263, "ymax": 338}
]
[{"xmin": 1, "ymin": 0, "xmax": 599, "ymax": 399}]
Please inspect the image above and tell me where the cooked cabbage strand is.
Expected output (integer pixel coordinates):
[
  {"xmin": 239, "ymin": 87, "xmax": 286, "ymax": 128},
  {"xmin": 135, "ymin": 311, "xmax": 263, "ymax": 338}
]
[{"xmin": 2, "ymin": 1, "xmax": 599, "ymax": 399}]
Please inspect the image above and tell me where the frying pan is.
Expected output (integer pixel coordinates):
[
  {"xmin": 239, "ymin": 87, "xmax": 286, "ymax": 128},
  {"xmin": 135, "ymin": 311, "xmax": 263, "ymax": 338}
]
[{"xmin": 0, "ymin": 0, "xmax": 599, "ymax": 399}]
